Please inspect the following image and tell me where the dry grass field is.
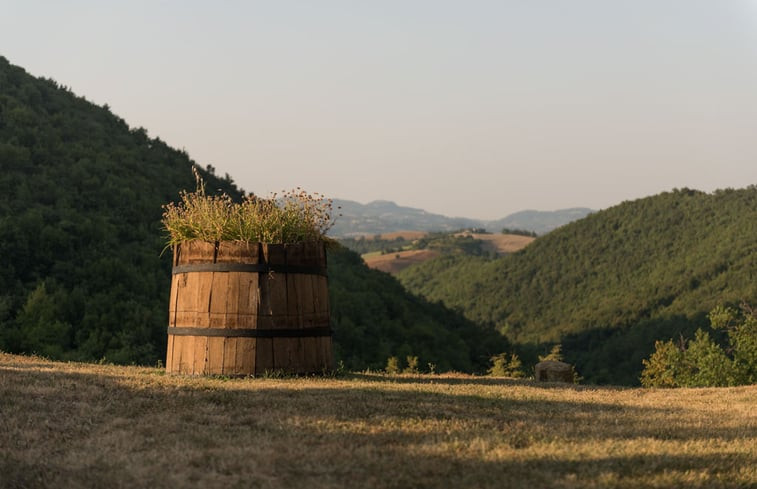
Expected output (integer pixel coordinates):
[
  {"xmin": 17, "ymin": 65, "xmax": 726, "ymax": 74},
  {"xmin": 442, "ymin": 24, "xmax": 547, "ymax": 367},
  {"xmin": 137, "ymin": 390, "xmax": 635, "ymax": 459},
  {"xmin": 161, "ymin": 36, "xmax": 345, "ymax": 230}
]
[
  {"xmin": 1, "ymin": 352, "xmax": 755, "ymax": 489},
  {"xmin": 365, "ymin": 231, "xmax": 429, "ymax": 241},
  {"xmin": 362, "ymin": 232, "xmax": 534, "ymax": 275},
  {"xmin": 454, "ymin": 232, "xmax": 535, "ymax": 254},
  {"xmin": 362, "ymin": 249, "xmax": 441, "ymax": 274}
]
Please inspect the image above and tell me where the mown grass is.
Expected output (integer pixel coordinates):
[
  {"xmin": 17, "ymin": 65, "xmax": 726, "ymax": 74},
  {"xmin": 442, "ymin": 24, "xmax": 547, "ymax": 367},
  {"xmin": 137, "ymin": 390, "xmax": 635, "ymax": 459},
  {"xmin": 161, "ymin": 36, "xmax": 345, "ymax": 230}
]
[{"xmin": 1, "ymin": 352, "xmax": 755, "ymax": 489}]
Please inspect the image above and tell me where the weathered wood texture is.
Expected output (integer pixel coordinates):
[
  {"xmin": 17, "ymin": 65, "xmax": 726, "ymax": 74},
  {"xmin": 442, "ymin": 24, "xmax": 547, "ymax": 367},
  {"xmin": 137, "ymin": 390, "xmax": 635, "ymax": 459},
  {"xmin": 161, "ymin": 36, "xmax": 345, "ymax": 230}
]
[{"xmin": 166, "ymin": 241, "xmax": 332, "ymax": 375}]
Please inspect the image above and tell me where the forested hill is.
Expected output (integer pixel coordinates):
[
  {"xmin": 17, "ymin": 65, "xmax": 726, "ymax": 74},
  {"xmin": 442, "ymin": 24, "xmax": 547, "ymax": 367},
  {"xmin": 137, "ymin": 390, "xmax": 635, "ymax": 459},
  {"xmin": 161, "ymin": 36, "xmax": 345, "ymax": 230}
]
[
  {"xmin": 0, "ymin": 56, "xmax": 507, "ymax": 372},
  {"xmin": 398, "ymin": 187, "xmax": 757, "ymax": 383},
  {"xmin": 0, "ymin": 56, "xmax": 243, "ymax": 364}
]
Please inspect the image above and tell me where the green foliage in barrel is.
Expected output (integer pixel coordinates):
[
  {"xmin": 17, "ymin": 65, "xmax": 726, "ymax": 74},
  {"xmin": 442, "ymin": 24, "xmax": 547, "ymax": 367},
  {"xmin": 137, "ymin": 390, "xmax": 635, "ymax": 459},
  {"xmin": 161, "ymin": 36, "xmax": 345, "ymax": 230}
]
[{"xmin": 161, "ymin": 168, "xmax": 335, "ymax": 246}]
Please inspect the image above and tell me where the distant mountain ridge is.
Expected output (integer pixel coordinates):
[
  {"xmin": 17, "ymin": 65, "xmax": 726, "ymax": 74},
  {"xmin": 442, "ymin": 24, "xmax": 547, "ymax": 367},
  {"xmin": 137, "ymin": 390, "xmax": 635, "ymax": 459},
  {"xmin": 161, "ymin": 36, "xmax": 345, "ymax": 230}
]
[
  {"xmin": 488, "ymin": 208, "xmax": 595, "ymax": 235},
  {"xmin": 331, "ymin": 198, "xmax": 593, "ymax": 236}
]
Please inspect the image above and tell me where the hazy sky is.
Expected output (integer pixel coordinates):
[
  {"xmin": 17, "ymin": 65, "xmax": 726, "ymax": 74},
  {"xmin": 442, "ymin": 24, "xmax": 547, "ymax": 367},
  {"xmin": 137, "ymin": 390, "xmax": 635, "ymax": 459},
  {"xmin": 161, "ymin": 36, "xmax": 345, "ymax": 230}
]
[{"xmin": 2, "ymin": 1, "xmax": 757, "ymax": 219}]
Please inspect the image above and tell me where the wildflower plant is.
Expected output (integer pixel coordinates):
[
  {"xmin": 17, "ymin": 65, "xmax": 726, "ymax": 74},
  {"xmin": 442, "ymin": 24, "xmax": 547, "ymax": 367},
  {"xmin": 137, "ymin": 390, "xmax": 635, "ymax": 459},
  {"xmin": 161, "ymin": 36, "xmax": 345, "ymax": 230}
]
[{"xmin": 162, "ymin": 167, "xmax": 335, "ymax": 246}]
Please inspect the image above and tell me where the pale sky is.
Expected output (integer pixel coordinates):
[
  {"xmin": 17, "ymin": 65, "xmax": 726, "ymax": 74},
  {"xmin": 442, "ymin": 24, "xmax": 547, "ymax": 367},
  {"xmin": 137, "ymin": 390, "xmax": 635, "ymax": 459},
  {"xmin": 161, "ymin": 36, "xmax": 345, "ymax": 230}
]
[{"xmin": 2, "ymin": 1, "xmax": 757, "ymax": 219}]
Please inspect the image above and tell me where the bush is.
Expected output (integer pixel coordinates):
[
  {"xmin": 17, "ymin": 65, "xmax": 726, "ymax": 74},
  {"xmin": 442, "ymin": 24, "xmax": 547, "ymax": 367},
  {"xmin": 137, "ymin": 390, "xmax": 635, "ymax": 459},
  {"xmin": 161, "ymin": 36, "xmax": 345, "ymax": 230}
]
[
  {"xmin": 403, "ymin": 355, "xmax": 419, "ymax": 374},
  {"xmin": 641, "ymin": 305, "xmax": 757, "ymax": 387},
  {"xmin": 539, "ymin": 344, "xmax": 564, "ymax": 362},
  {"xmin": 385, "ymin": 356, "xmax": 400, "ymax": 374},
  {"xmin": 488, "ymin": 353, "xmax": 525, "ymax": 378}
]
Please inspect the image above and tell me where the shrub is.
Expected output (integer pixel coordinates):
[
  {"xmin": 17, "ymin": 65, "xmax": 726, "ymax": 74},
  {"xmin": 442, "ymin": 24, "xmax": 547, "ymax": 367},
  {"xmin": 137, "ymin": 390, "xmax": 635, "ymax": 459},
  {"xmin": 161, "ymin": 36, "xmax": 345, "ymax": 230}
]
[
  {"xmin": 538, "ymin": 344, "xmax": 564, "ymax": 362},
  {"xmin": 641, "ymin": 304, "xmax": 757, "ymax": 387},
  {"xmin": 403, "ymin": 355, "xmax": 419, "ymax": 374},
  {"xmin": 385, "ymin": 356, "xmax": 400, "ymax": 375},
  {"xmin": 488, "ymin": 353, "xmax": 525, "ymax": 378}
]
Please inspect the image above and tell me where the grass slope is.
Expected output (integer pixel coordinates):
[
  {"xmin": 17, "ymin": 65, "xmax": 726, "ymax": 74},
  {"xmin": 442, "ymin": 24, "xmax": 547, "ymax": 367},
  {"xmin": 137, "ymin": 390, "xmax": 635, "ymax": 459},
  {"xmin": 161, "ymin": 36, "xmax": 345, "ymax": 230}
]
[
  {"xmin": 362, "ymin": 249, "xmax": 442, "ymax": 275},
  {"xmin": 2, "ymin": 353, "xmax": 755, "ymax": 489}
]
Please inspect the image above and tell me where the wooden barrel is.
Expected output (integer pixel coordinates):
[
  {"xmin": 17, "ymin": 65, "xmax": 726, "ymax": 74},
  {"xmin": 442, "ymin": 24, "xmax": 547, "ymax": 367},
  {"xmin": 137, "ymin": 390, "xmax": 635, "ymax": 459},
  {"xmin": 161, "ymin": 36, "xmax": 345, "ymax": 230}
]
[{"xmin": 165, "ymin": 240, "xmax": 333, "ymax": 375}]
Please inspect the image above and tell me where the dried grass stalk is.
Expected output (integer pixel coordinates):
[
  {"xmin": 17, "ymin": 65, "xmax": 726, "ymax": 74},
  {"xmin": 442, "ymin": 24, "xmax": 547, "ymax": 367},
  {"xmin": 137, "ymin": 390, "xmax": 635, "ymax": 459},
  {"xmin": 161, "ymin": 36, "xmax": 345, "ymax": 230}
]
[{"xmin": 162, "ymin": 168, "xmax": 335, "ymax": 246}]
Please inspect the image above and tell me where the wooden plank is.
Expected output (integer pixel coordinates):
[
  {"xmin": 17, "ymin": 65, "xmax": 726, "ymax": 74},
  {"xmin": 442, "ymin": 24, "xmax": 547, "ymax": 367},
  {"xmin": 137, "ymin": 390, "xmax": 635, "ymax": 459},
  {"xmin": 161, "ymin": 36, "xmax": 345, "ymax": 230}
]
[
  {"xmin": 313, "ymin": 337, "xmax": 332, "ymax": 373},
  {"xmin": 237, "ymin": 242, "xmax": 260, "ymax": 330},
  {"xmin": 204, "ymin": 336, "xmax": 223, "ymax": 375},
  {"xmin": 285, "ymin": 243, "xmax": 304, "ymax": 328},
  {"xmin": 165, "ymin": 333, "xmax": 175, "ymax": 373},
  {"xmin": 302, "ymin": 337, "xmax": 318, "ymax": 373},
  {"xmin": 235, "ymin": 337, "xmax": 255, "ymax": 375},
  {"xmin": 274, "ymin": 337, "xmax": 306, "ymax": 373},
  {"xmin": 176, "ymin": 240, "xmax": 213, "ymax": 265},
  {"xmin": 272, "ymin": 338, "xmax": 287, "ymax": 372},
  {"xmin": 193, "ymin": 271, "xmax": 212, "ymax": 328},
  {"xmin": 255, "ymin": 338, "xmax": 274, "ymax": 375},
  {"xmin": 168, "ymin": 275, "xmax": 178, "ymax": 326},
  {"xmin": 170, "ymin": 335, "xmax": 181, "ymax": 374},
  {"xmin": 219, "ymin": 337, "xmax": 236, "ymax": 375},
  {"xmin": 175, "ymin": 336, "xmax": 191, "ymax": 374},
  {"xmin": 299, "ymin": 275, "xmax": 316, "ymax": 327},
  {"xmin": 286, "ymin": 242, "xmax": 327, "ymax": 373},
  {"xmin": 208, "ymin": 271, "xmax": 229, "ymax": 328},
  {"xmin": 172, "ymin": 244, "xmax": 181, "ymax": 267},
  {"xmin": 315, "ymin": 276, "xmax": 330, "ymax": 320},
  {"xmin": 193, "ymin": 335, "xmax": 207, "ymax": 375},
  {"xmin": 173, "ymin": 272, "xmax": 192, "ymax": 326},
  {"xmin": 259, "ymin": 244, "xmax": 288, "ymax": 329},
  {"xmin": 225, "ymin": 272, "xmax": 240, "ymax": 329},
  {"xmin": 237, "ymin": 273, "xmax": 256, "ymax": 328},
  {"xmin": 216, "ymin": 241, "xmax": 238, "ymax": 263}
]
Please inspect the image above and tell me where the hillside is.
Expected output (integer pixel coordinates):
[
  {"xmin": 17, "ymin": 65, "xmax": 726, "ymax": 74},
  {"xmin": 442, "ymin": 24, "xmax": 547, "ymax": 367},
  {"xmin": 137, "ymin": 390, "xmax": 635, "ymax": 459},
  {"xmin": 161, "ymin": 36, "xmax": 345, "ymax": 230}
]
[
  {"xmin": 331, "ymin": 198, "xmax": 592, "ymax": 237},
  {"xmin": 0, "ymin": 56, "xmax": 242, "ymax": 364},
  {"xmin": 328, "ymin": 246, "xmax": 509, "ymax": 372},
  {"xmin": 455, "ymin": 231, "xmax": 535, "ymax": 255},
  {"xmin": 488, "ymin": 208, "xmax": 594, "ymax": 235},
  {"xmin": 398, "ymin": 187, "xmax": 757, "ymax": 384},
  {"xmin": 3, "ymin": 353, "xmax": 755, "ymax": 489},
  {"xmin": 331, "ymin": 199, "xmax": 480, "ymax": 236},
  {"xmin": 0, "ymin": 56, "xmax": 507, "ymax": 373},
  {"xmin": 362, "ymin": 249, "xmax": 442, "ymax": 275}
]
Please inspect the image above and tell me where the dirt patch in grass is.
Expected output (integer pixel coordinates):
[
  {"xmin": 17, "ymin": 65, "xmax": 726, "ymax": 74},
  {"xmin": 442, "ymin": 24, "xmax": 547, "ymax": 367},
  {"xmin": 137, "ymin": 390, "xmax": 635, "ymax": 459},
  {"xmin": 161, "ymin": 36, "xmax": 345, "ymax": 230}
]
[
  {"xmin": 362, "ymin": 249, "xmax": 441, "ymax": 274},
  {"xmin": 1, "ymin": 353, "xmax": 755, "ymax": 489}
]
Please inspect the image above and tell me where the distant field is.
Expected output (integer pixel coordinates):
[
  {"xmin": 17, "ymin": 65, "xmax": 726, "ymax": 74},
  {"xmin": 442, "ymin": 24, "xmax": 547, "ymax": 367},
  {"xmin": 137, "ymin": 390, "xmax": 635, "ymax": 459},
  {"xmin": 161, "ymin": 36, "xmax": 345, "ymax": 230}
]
[
  {"xmin": 2, "ymin": 353, "xmax": 755, "ymax": 489},
  {"xmin": 363, "ymin": 249, "xmax": 441, "ymax": 274},
  {"xmin": 366, "ymin": 230, "xmax": 429, "ymax": 241},
  {"xmin": 362, "ymin": 232, "xmax": 534, "ymax": 275},
  {"xmin": 455, "ymin": 232, "xmax": 535, "ymax": 254}
]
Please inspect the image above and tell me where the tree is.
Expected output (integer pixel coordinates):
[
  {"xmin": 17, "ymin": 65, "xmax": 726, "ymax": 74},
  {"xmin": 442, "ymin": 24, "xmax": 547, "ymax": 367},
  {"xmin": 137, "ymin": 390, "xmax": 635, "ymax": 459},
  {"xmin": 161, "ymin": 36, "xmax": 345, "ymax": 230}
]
[
  {"xmin": 641, "ymin": 305, "xmax": 757, "ymax": 387},
  {"xmin": 488, "ymin": 352, "xmax": 525, "ymax": 378}
]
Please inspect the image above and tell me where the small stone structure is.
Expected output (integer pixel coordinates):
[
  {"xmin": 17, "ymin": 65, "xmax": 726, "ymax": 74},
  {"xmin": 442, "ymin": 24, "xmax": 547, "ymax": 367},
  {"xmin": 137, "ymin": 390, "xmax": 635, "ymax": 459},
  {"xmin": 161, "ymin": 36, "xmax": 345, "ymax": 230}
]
[{"xmin": 535, "ymin": 360, "xmax": 574, "ymax": 383}]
